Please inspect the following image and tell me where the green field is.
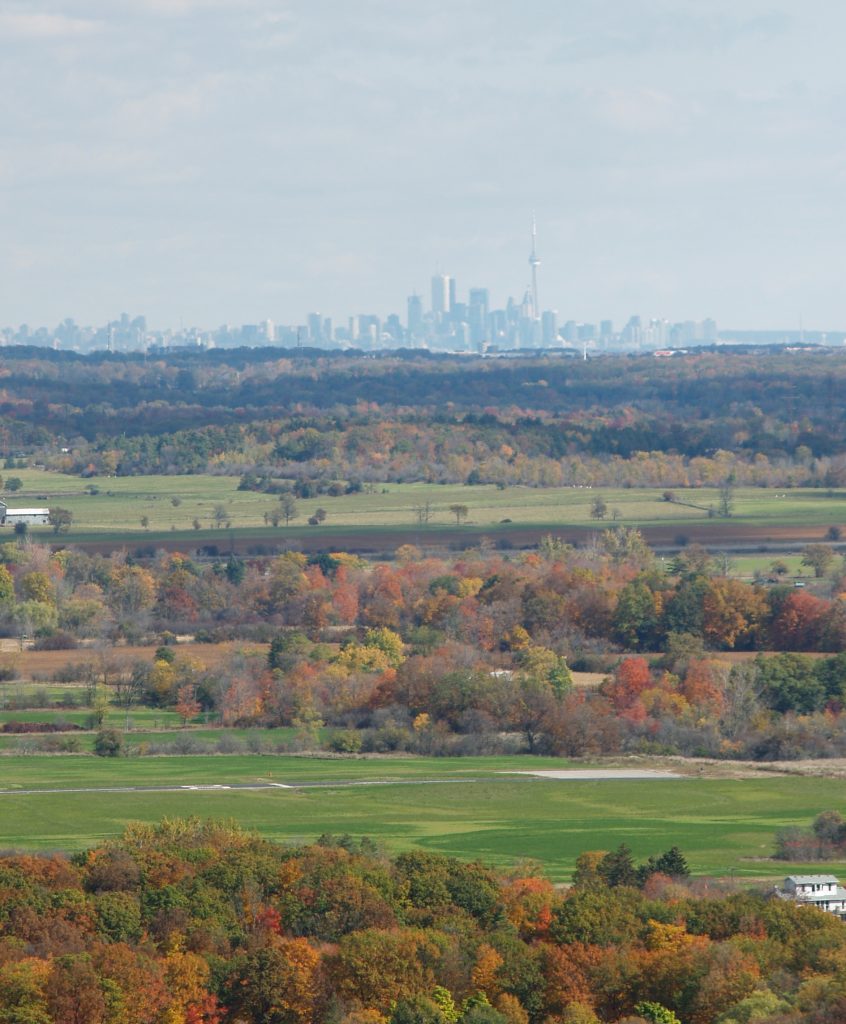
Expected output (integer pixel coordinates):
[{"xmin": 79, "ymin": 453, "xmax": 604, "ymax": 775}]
[
  {"xmin": 5, "ymin": 470, "xmax": 846, "ymax": 542},
  {"xmin": 0, "ymin": 720, "xmax": 306, "ymax": 753},
  {"xmin": 0, "ymin": 753, "xmax": 841, "ymax": 882},
  {"xmin": 0, "ymin": 707, "xmax": 184, "ymax": 728},
  {"xmin": 730, "ymin": 554, "xmax": 812, "ymax": 578}
]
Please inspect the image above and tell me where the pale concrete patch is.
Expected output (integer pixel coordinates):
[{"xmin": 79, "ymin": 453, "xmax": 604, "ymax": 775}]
[{"xmin": 504, "ymin": 769, "xmax": 684, "ymax": 780}]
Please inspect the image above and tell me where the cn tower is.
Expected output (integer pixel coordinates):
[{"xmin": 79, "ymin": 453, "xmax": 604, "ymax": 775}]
[{"xmin": 528, "ymin": 215, "xmax": 540, "ymax": 320}]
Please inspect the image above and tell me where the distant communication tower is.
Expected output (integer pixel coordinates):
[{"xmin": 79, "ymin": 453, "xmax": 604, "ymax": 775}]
[{"xmin": 528, "ymin": 215, "xmax": 541, "ymax": 320}]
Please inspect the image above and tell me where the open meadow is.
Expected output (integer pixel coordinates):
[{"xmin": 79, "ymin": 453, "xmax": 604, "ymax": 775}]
[
  {"xmin": 4, "ymin": 470, "xmax": 846, "ymax": 550},
  {"xmin": 0, "ymin": 752, "xmax": 842, "ymax": 883}
]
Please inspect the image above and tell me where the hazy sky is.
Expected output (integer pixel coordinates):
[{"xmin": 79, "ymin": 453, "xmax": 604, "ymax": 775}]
[{"xmin": 2, "ymin": 0, "xmax": 846, "ymax": 330}]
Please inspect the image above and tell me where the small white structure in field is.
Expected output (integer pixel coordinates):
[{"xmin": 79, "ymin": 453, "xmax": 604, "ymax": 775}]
[
  {"xmin": 0, "ymin": 500, "xmax": 49, "ymax": 527},
  {"xmin": 779, "ymin": 875, "xmax": 846, "ymax": 917}
]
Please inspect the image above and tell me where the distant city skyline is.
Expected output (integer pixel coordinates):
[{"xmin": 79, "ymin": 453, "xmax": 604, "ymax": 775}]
[
  {"xmin": 3, "ymin": 218, "xmax": 730, "ymax": 350},
  {"xmin": 2, "ymin": 2, "xmax": 845, "ymax": 330},
  {"xmin": 7, "ymin": 285, "xmax": 844, "ymax": 355}
]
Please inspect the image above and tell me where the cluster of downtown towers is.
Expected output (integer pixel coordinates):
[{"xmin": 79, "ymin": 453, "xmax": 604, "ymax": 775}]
[{"xmin": 295, "ymin": 274, "xmax": 719, "ymax": 354}]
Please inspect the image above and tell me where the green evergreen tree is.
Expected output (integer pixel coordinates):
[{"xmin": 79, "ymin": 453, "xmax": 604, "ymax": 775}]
[
  {"xmin": 598, "ymin": 844, "xmax": 638, "ymax": 887},
  {"xmin": 653, "ymin": 846, "xmax": 690, "ymax": 878}
]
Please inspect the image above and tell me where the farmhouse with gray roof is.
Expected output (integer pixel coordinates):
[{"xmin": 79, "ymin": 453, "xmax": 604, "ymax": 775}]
[{"xmin": 779, "ymin": 875, "xmax": 846, "ymax": 918}]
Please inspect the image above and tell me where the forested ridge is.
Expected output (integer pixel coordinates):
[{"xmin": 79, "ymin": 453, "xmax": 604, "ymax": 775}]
[
  {"xmin": 1, "ymin": 347, "xmax": 845, "ymax": 486},
  {"xmin": 1, "ymin": 817, "xmax": 845, "ymax": 1024}
]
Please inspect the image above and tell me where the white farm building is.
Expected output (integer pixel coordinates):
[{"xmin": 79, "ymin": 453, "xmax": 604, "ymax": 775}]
[
  {"xmin": 0, "ymin": 500, "xmax": 49, "ymax": 527},
  {"xmin": 779, "ymin": 875, "xmax": 846, "ymax": 918}
]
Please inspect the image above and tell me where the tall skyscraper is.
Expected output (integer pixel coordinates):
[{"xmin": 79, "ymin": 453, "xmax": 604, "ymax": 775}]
[
  {"xmin": 542, "ymin": 310, "xmax": 558, "ymax": 346},
  {"xmin": 468, "ymin": 288, "xmax": 489, "ymax": 345},
  {"xmin": 407, "ymin": 294, "xmax": 423, "ymax": 337},
  {"xmin": 307, "ymin": 312, "xmax": 323, "ymax": 343},
  {"xmin": 528, "ymin": 216, "xmax": 541, "ymax": 321},
  {"xmin": 431, "ymin": 274, "xmax": 451, "ymax": 316},
  {"xmin": 469, "ymin": 288, "xmax": 489, "ymax": 319}
]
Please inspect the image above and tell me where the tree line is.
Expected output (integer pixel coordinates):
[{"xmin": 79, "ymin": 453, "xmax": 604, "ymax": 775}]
[
  {"xmin": 1, "ymin": 346, "xmax": 846, "ymax": 490},
  {"xmin": 6, "ymin": 535, "xmax": 846, "ymax": 761},
  {"xmin": 1, "ymin": 816, "xmax": 846, "ymax": 1023}
]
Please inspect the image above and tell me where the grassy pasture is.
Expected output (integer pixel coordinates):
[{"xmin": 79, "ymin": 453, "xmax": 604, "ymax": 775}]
[
  {"xmin": 4, "ymin": 470, "xmax": 846, "ymax": 542},
  {"xmin": 0, "ymin": 726, "xmax": 301, "ymax": 753},
  {"xmin": 729, "ymin": 554, "xmax": 812, "ymax": 579},
  {"xmin": 0, "ymin": 753, "xmax": 842, "ymax": 882}
]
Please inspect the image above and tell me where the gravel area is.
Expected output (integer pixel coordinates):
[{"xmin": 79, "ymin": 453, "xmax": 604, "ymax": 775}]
[{"xmin": 504, "ymin": 769, "xmax": 684, "ymax": 780}]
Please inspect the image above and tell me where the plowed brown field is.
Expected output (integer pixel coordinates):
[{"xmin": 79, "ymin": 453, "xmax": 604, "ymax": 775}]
[{"xmin": 0, "ymin": 641, "xmax": 268, "ymax": 679}]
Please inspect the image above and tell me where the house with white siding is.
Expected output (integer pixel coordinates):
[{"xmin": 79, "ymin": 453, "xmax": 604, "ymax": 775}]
[{"xmin": 779, "ymin": 875, "xmax": 846, "ymax": 918}]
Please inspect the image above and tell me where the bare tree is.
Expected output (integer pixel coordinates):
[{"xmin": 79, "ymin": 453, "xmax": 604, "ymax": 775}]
[
  {"xmin": 111, "ymin": 661, "xmax": 149, "ymax": 730},
  {"xmin": 279, "ymin": 494, "xmax": 298, "ymax": 526},
  {"xmin": 449, "ymin": 503, "xmax": 469, "ymax": 525},
  {"xmin": 413, "ymin": 501, "xmax": 434, "ymax": 527},
  {"xmin": 718, "ymin": 480, "xmax": 735, "ymax": 518},
  {"xmin": 715, "ymin": 551, "xmax": 736, "ymax": 576}
]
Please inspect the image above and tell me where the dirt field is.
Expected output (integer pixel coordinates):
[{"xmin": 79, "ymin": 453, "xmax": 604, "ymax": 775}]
[
  {"xmin": 570, "ymin": 671, "xmax": 606, "ymax": 688},
  {"xmin": 0, "ymin": 641, "xmax": 268, "ymax": 679},
  {"xmin": 56, "ymin": 519, "xmax": 844, "ymax": 559}
]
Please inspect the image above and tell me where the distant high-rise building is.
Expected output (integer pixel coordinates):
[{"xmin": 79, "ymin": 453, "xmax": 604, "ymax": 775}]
[
  {"xmin": 431, "ymin": 275, "xmax": 451, "ymax": 316},
  {"xmin": 702, "ymin": 318, "xmax": 718, "ymax": 343},
  {"xmin": 407, "ymin": 294, "xmax": 423, "ymax": 337},
  {"xmin": 469, "ymin": 288, "xmax": 489, "ymax": 317},
  {"xmin": 385, "ymin": 314, "xmax": 402, "ymax": 342},
  {"xmin": 489, "ymin": 308, "xmax": 507, "ymax": 344},
  {"xmin": 678, "ymin": 320, "xmax": 697, "ymax": 345},
  {"xmin": 453, "ymin": 322, "xmax": 470, "ymax": 350},
  {"xmin": 275, "ymin": 325, "xmax": 298, "ymax": 346},
  {"xmin": 468, "ymin": 288, "xmax": 489, "ymax": 344},
  {"xmin": 622, "ymin": 315, "xmax": 643, "ymax": 348},
  {"xmin": 542, "ymin": 310, "xmax": 558, "ymax": 346},
  {"xmin": 647, "ymin": 319, "xmax": 669, "ymax": 347},
  {"xmin": 307, "ymin": 312, "xmax": 323, "ymax": 343},
  {"xmin": 357, "ymin": 315, "xmax": 380, "ymax": 349}
]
